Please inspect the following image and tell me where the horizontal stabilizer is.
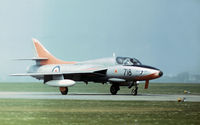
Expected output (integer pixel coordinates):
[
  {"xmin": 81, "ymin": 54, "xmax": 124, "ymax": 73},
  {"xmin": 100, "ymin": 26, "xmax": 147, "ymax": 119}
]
[{"xmin": 13, "ymin": 57, "xmax": 48, "ymax": 61}]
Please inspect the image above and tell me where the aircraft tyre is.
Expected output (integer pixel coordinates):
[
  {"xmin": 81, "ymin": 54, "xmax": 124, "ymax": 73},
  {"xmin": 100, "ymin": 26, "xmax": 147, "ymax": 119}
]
[
  {"xmin": 110, "ymin": 84, "xmax": 120, "ymax": 95},
  {"xmin": 59, "ymin": 87, "xmax": 68, "ymax": 95},
  {"xmin": 131, "ymin": 87, "xmax": 138, "ymax": 95}
]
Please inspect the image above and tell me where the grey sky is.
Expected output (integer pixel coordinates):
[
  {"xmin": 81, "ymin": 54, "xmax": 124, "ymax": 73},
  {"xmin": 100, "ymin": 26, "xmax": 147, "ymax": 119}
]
[{"xmin": 0, "ymin": 0, "xmax": 200, "ymax": 81}]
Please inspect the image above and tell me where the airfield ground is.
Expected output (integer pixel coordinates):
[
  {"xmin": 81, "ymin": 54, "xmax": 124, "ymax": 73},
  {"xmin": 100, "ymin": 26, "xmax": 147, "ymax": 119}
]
[
  {"xmin": 0, "ymin": 82, "xmax": 200, "ymax": 95},
  {"xmin": 0, "ymin": 82, "xmax": 199, "ymax": 125}
]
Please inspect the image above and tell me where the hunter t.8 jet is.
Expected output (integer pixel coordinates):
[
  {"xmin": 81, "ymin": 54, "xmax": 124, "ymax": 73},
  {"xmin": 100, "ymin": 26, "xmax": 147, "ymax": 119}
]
[{"xmin": 12, "ymin": 39, "xmax": 163, "ymax": 95}]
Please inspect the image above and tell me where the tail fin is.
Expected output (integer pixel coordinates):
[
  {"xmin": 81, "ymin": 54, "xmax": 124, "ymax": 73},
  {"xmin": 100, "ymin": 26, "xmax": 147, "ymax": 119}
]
[{"xmin": 32, "ymin": 38, "xmax": 76, "ymax": 65}]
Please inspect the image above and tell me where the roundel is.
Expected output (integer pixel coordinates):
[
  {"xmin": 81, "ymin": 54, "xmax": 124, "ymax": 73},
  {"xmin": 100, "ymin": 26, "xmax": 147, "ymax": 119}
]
[{"xmin": 52, "ymin": 66, "xmax": 60, "ymax": 73}]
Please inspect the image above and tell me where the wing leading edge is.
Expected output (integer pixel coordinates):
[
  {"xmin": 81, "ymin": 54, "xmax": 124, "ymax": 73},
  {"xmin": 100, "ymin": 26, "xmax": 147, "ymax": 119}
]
[{"xmin": 11, "ymin": 68, "xmax": 108, "ymax": 77}]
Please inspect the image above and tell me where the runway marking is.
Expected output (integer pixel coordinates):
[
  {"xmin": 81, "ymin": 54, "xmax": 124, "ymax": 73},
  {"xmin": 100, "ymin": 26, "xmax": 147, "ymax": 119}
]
[{"xmin": 0, "ymin": 92, "xmax": 200, "ymax": 102}]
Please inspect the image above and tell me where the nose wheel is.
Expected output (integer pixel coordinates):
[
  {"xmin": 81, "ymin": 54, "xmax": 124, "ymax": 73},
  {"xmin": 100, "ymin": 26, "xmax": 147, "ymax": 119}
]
[
  {"xmin": 129, "ymin": 81, "xmax": 138, "ymax": 95},
  {"xmin": 131, "ymin": 86, "xmax": 138, "ymax": 95},
  {"xmin": 110, "ymin": 84, "xmax": 120, "ymax": 95}
]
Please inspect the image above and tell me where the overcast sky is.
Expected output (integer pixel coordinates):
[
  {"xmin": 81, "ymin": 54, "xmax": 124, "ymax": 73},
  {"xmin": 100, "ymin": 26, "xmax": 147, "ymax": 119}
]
[{"xmin": 0, "ymin": 0, "xmax": 200, "ymax": 82}]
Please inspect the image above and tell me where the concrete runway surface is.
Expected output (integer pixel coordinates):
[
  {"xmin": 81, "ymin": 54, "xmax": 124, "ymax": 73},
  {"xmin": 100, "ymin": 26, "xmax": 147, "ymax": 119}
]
[{"xmin": 0, "ymin": 92, "xmax": 200, "ymax": 102}]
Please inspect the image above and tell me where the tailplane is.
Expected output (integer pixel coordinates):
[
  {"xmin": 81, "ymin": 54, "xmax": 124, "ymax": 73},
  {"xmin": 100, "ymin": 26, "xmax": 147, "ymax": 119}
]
[{"xmin": 32, "ymin": 38, "xmax": 76, "ymax": 65}]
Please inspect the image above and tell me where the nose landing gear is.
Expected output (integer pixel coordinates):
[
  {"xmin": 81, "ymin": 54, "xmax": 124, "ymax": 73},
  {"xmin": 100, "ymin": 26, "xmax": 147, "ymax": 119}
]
[
  {"xmin": 131, "ymin": 86, "xmax": 138, "ymax": 95},
  {"xmin": 129, "ymin": 81, "xmax": 138, "ymax": 95}
]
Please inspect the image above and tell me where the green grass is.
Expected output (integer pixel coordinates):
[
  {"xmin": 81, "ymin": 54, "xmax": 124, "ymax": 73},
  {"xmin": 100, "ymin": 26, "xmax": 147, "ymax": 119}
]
[
  {"xmin": 0, "ymin": 83, "xmax": 199, "ymax": 125},
  {"xmin": 0, "ymin": 99, "xmax": 199, "ymax": 125},
  {"xmin": 0, "ymin": 82, "xmax": 200, "ymax": 95}
]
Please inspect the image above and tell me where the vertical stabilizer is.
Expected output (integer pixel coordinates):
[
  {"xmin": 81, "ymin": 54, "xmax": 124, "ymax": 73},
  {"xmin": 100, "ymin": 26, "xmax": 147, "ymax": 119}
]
[{"xmin": 32, "ymin": 38, "xmax": 76, "ymax": 65}]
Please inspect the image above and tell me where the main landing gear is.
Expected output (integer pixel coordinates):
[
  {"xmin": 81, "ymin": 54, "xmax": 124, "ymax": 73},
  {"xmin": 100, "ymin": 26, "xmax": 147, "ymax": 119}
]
[
  {"xmin": 59, "ymin": 87, "xmax": 68, "ymax": 95},
  {"xmin": 110, "ymin": 84, "xmax": 120, "ymax": 95},
  {"xmin": 110, "ymin": 82, "xmax": 138, "ymax": 96}
]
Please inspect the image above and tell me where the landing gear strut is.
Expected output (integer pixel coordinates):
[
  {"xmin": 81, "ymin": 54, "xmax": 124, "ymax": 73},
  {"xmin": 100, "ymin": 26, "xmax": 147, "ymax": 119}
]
[
  {"xmin": 59, "ymin": 87, "xmax": 68, "ymax": 95},
  {"xmin": 130, "ymin": 82, "xmax": 138, "ymax": 95},
  {"xmin": 110, "ymin": 84, "xmax": 120, "ymax": 95}
]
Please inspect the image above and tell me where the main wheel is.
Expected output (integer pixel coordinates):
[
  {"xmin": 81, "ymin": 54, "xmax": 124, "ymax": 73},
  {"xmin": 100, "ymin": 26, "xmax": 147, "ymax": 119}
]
[
  {"xmin": 131, "ymin": 87, "xmax": 138, "ymax": 95},
  {"xmin": 59, "ymin": 87, "xmax": 68, "ymax": 95},
  {"xmin": 110, "ymin": 85, "xmax": 119, "ymax": 95}
]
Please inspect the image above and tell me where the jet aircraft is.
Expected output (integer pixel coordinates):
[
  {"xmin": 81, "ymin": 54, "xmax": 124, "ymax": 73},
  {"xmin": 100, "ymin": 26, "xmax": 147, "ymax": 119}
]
[{"xmin": 12, "ymin": 39, "xmax": 163, "ymax": 95}]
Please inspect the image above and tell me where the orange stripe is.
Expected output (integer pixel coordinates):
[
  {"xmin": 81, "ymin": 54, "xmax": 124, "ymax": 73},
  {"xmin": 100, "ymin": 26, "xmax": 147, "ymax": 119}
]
[{"xmin": 134, "ymin": 73, "xmax": 160, "ymax": 81}]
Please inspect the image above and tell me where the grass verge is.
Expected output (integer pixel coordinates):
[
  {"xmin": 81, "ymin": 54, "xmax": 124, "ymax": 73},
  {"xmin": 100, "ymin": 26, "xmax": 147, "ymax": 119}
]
[{"xmin": 0, "ymin": 99, "xmax": 199, "ymax": 125}]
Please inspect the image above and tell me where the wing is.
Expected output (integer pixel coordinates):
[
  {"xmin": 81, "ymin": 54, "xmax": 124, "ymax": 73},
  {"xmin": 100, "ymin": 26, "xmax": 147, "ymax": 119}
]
[
  {"xmin": 11, "ymin": 72, "xmax": 62, "ymax": 76},
  {"xmin": 11, "ymin": 67, "xmax": 107, "ymax": 76},
  {"xmin": 11, "ymin": 65, "xmax": 108, "ymax": 84}
]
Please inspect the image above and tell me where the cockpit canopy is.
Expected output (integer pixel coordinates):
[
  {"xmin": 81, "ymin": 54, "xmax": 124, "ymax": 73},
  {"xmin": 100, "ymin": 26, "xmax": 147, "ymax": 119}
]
[{"xmin": 116, "ymin": 57, "xmax": 142, "ymax": 66}]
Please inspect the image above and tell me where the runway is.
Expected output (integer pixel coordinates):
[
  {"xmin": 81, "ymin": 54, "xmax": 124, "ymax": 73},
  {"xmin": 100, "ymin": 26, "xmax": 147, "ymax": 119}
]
[{"xmin": 0, "ymin": 92, "xmax": 200, "ymax": 102}]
